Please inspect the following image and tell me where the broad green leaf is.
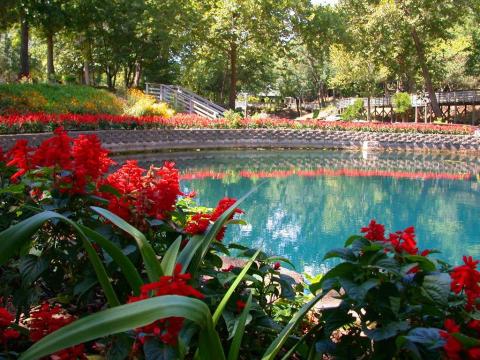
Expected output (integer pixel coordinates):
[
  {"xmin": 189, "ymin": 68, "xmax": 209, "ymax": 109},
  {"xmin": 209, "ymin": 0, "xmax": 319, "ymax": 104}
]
[
  {"xmin": 79, "ymin": 224, "xmax": 143, "ymax": 295},
  {"xmin": 213, "ymin": 249, "xmax": 260, "ymax": 325},
  {"xmin": 91, "ymin": 206, "xmax": 162, "ymax": 282},
  {"xmin": 261, "ymin": 292, "xmax": 323, "ymax": 360},
  {"xmin": 177, "ymin": 236, "xmax": 203, "ymax": 273},
  {"xmin": 161, "ymin": 236, "xmax": 182, "ymax": 275},
  {"xmin": 421, "ymin": 273, "xmax": 450, "ymax": 306},
  {"xmin": 405, "ymin": 255, "xmax": 436, "ymax": 272},
  {"xmin": 227, "ymin": 294, "xmax": 252, "ymax": 360},
  {"xmin": 323, "ymin": 248, "xmax": 356, "ymax": 261},
  {"xmin": 19, "ymin": 295, "xmax": 225, "ymax": 360},
  {"xmin": 19, "ymin": 255, "xmax": 48, "ymax": 284},
  {"xmin": 344, "ymin": 235, "xmax": 364, "ymax": 247}
]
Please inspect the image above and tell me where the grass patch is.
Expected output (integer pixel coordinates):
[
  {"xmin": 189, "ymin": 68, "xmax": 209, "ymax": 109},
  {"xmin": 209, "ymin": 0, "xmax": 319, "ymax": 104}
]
[{"xmin": 0, "ymin": 83, "xmax": 124, "ymax": 115}]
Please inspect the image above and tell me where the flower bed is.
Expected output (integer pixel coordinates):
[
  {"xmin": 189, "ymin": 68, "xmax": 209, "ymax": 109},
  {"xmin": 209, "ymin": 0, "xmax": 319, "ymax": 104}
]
[
  {"xmin": 0, "ymin": 112, "xmax": 476, "ymax": 135},
  {"xmin": 1, "ymin": 131, "xmax": 480, "ymax": 359}
]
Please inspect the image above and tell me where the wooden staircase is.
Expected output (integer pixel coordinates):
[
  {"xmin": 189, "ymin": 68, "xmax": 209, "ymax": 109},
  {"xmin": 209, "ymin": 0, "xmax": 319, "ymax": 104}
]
[{"xmin": 146, "ymin": 83, "xmax": 226, "ymax": 119}]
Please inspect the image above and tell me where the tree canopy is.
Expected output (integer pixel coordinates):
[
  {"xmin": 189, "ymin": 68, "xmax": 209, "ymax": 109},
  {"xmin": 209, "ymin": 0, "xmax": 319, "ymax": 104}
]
[{"xmin": 0, "ymin": 0, "xmax": 479, "ymax": 109}]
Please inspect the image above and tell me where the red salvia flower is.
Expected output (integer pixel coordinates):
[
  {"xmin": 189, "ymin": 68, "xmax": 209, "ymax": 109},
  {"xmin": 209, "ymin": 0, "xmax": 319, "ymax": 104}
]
[
  {"xmin": 236, "ymin": 300, "xmax": 246, "ymax": 313},
  {"xmin": 26, "ymin": 303, "xmax": 86, "ymax": 359},
  {"xmin": 31, "ymin": 127, "xmax": 72, "ymax": 170},
  {"xmin": 450, "ymin": 256, "xmax": 480, "ymax": 311},
  {"xmin": 6, "ymin": 139, "xmax": 33, "ymax": 181},
  {"xmin": 388, "ymin": 226, "xmax": 418, "ymax": 255},
  {"xmin": 360, "ymin": 220, "xmax": 386, "ymax": 241},
  {"xmin": 128, "ymin": 264, "xmax": 203, "ymax": 347}
]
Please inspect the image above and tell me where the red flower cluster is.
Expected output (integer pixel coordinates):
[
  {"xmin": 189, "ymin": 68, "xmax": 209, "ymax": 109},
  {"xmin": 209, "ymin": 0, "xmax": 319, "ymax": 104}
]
[
  {"xmin": 360, "ymin": 220, "xmax": 424, "ymax": 256},
  {"xmin": 128, "ymin": 264, "xmax": 203, "ymax": 346},
  {"xmin": 388, "ymin": 226, "xmax": 418, "ymax": 255},
  {"xmin": 450, "ymin": 256, "xmax": 480, "ymax": 311},
  {"xmin": 0, "ymin": 307, "xmax": 20, "ymax": 344},
  {"xmin": 101, "ymin": 160, "xmax": 182, "ymax": 224},
  {"xmin": 5, "ymin": 128, "xmax": 114, "ymax": 193},
  {"xmin": 441, "ymin": 319, "xmax": 480, "ymax": 360},
  {"xmin": 361, "ymin": 220, "xmax": 386, "ymax": 241},
  {"xmin": 27, "ymin": 303, "xmax": 86, "ymax": 359},
  {"xmin": 0, "ymin": 113, "xmax": 474, "ymax": 135},
  {"xmin": 184, "ymin": 197, "xmax": 243, "ymax": 241}
]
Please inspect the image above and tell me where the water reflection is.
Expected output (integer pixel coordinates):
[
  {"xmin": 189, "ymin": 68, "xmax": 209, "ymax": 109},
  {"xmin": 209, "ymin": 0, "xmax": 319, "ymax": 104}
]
[{"xmin": 119, "ymin": 150, "xmax": 480, "ymax": 274}]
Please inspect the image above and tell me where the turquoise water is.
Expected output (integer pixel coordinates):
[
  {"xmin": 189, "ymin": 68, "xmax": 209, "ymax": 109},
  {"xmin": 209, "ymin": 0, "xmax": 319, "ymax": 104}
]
[{"xmin": 123, "ymin": 150, "xmax": 480, "ymax": 274}]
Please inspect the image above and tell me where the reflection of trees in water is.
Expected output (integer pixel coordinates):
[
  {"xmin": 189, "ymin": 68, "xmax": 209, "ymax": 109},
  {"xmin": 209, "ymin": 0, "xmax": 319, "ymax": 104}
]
[
  {"xmin": 114, "ymin": 149, "xmax": 480, "ymax": 177},
  {"xmin": 119, "ymin": 150, "xmax": 480, "ymax": 272}
]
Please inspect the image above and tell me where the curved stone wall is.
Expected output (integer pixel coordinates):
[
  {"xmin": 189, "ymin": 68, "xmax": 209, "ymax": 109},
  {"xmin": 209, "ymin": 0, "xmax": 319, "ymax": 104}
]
[{"xmin": 1, "ymin": 129, "xmax": 480, "ymax": 153}]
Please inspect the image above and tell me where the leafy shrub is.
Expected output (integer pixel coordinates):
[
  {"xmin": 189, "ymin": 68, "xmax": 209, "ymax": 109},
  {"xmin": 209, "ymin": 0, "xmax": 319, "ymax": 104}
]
[
  {"xmin": 341, "ymin": 98, "xmax": 364, "ymax": 121},
  {"xmin": 0, "ymin": 84, "xmax": 123, "ymax": 115},
  {"xmin": 392, "ymin": 92, "xmax": 412, "ymax": 114},
  {"xmin": 124, "ymin": 88, "xmax": 175, "ymax": 117},
  {"xmin": 224, "ymin": 109, "xmax": 243, "ymax": 128}
]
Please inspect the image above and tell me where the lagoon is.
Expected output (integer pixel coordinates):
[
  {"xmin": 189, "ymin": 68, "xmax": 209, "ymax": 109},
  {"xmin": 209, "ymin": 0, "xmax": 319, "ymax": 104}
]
[{"xmin": 122, "ymin": 149, "xmax": 480, "ymax": 274}]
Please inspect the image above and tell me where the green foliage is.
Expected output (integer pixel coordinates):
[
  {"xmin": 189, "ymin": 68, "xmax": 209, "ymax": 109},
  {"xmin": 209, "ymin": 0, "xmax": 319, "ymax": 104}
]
[
  {"xmin": 341, "ymin": 98, "xmax": 364, "ymax": 121},
  {"xmin": 0, "ymin": 83, "xmax": 123, "ymax": 115},
  {"xmin": 223, "ymin": 109, "xmax": 243, "ymax": 128},
  {"xmin": 392, "ymin": 92, "xmax": 412, "ymax": 114}
]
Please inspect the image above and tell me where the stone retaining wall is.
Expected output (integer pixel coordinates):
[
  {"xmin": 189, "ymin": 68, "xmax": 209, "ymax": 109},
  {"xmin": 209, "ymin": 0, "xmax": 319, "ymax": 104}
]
[{"xmin": 1, "ymin": 129, "xmax": 480, "ymax": 153}]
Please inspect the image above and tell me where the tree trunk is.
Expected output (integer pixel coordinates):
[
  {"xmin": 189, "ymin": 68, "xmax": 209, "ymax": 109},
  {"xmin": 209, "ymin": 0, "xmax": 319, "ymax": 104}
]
[
  {"xmin": 228, "ymin": 43, "xmax": 238, "ymax": 110},
  {"xmin": 46, "ymin": 33, "xmax": 55, "ymax": 82},
  {"xmin": 367, "ymin": 96, "xmax": 371, "ymax": 122},
  {"xmin": 133, "ymin": 61, "xmax": 142, "ymax": 88},
  {"xmin": 106, "ymin": 66, "xmax": 113, "ymax": 90},
  {"xmin": 411, "ymin": 29, "xmax": 442, "ymax": 118},
  {"xmin": 82, "ymin": 38, "xmax": 92, "ymax": 86},
  {"xmin": 19, "ymin": 16, "xmax": 29, "ymax": 79}
]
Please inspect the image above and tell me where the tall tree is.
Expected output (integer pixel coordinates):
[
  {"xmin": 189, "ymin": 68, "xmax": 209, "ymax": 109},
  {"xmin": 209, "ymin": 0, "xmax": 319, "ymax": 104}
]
[
  {"xmin": 32, "ymin": 0, "xmax": 68, "ymax": 82},
  {"xmin": 188, "ymin": 0, "xmax": 307, "ymax": 108},
  {"xmin": 340, "ymin": 0, "xmax": 472, "ymax": 118}
]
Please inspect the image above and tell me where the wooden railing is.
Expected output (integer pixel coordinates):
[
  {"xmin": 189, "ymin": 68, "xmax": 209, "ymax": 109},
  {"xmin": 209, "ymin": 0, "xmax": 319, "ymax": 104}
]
[
  {"xmin": 146, "ymin": 83, "xmax": 226, "ymax": 119},
  {"xmin": 337, "ymin": 90, "xmax": 480, "ymax": 109}
]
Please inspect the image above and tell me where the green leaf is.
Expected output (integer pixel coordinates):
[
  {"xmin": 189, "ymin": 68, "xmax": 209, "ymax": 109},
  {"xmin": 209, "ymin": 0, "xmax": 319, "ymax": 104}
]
[
  {"xmin": 261, "ymin": 292, "xmax": 323, "ymax": 360},
  {"xmin": 265, "ymin": 256, "xmax": 295, "ymax": 269},
  {"xmin": 339, "ymin": 278, "xmax": 379, "ymax": 303},
  {"xmin": 79, "ymin": 225, "xmax": 143, "ymax": 296},
  {"xmin": 318, "ymin": 262, "xmax": 357, "ymax": 288},
  {"xmin": 191, "ymin": 188, "xmax": 258, "ymax": 274},
  {"xmin": 344, "ymin": 235, "xmax": 364, "ymax": 247},
  {"xmin": 403, "ymin": 327, "xmax": 444, "ymax": 350},
  {"xmin": 19, "ymin": 255, "xmax": 48, "ymax": 284},
  {"xmin": 212, "ymin": 249, "xmax": 260, "ymax": 326},
  {"xmin": 227, "ymin": 294, "xmax": 252, "ymax": 360},
  {"xmin": 0, "ymin": 183, "xmax": 25, "ymax": 194},
  {"xmin": 177, "ymin": 236, "xmax": 203, "ymax": 273},
  {"xmin": 161, "ymin": 236, "xmax": 182, "ymax": 276},
  {"xmin": 363, "ymin": 321, "xmax": 410, "ymax": 341},
  {"xmin": 144, "ymin": 339, "xmax": 177, "ymax": 360},
  {"xmin": 91, "ymin": 206, "xmax": 163, "ymax": 283},
  {"xmin": 421, "ymin": 273, "xmax": 450, "ymax": 306},
  {"xmin": 19, "ymin": 295, "xmax": 225, "ymax": 360},
  {"xmin": 452, "ymin": 333, "xmax": 480, "ymax": 348},
  {"xmin": 323, "ymin": 248, "xmax": 356, "ymax": 261},
  {"xmin": 405, "ymin": 255, "xmax": 436, "ymax": 272},
  {"xmin": 0, "ymin": 211, "xmax": 120, "ymax": 307}
]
